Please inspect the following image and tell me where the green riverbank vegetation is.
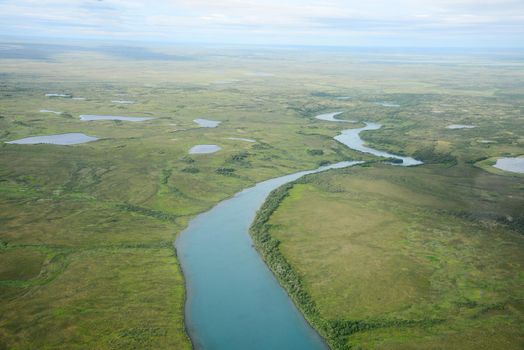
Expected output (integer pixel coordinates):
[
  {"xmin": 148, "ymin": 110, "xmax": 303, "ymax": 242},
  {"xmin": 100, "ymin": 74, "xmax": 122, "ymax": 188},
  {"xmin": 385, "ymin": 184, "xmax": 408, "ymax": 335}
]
[{"xmin": 257, "ymin": 164, "xmax": 523, "ymax": 349}]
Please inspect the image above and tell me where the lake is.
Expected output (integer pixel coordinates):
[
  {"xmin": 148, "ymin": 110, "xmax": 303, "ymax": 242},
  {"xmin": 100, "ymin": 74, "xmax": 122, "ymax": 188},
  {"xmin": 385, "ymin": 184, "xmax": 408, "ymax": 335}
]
[
  {"xmin": 189, "ymin": 145, "xmax": 222, "ymax": 154},
  {"xmin": 45, "ymin": 93, "xmax": 71, "ymax": 98},
  {"xmin": 6, "ymin": 133, "xmax": 98, "ymax": 145},
  {"xmin": 80, "ymin": 115, "xmax": 153, "ymax": 122},
  {"xmin": 111, "ymin": 100, "xmax": 135, "ymax": 104},
  {"xmin": 493, "ymin": 157, "xmax": 524, "ymax": 174}
]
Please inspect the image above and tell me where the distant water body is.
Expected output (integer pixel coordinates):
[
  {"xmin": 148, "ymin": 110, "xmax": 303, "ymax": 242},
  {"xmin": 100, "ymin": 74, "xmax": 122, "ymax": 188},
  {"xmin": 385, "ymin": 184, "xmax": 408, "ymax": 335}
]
[
  {"xmin": 6, "ymin": 133, "xmax": 98, "ymax": 145},
  {"xmin": 315, "ymin": 111, "xmax": 355, "ymax": 122},
  {"xmin": 334, "ymin": 122, "xmax": 422, "ymax": 166},
  {"xmin": 45, "ymin": 93, "xmax": 71, "ymax": 98},
  {"xmin": 189, "ymin": 145, "xmax": 221, "ymax": 154},
  {"xmin": 80, "ymin": 115, "xmax": 153, "ymax": 122},
  {"xmin": 225, "ymin": 137, "xmax": 256, "ymax": 143},
  {"xmin": 317, "ymin": 114, "xmax": 422, "ymax": 166},
  {"xmin": 447, "ymin": 124, "xmax": 476, "ymax": 129},
  {"xmin": 40, "ymin": 109, "xmax": 62, "ymax": 115},
  {"xmin": 194, "ymin": 118, "xmax": 221, "ymax": 128},
  {"xmin": 111, "ymin": 100, "xmax": 135, "ymax": 104},
  {"xmin": 375, "ymin": 102, "xmax": 400, "ymax": 107}
]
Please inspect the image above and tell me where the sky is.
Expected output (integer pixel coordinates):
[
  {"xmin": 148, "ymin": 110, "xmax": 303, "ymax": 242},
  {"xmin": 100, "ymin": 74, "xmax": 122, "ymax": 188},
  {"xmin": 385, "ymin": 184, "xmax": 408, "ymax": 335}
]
[{"xmin": 0, "ymin": 0, "xmax": 523, "ymax": 48}]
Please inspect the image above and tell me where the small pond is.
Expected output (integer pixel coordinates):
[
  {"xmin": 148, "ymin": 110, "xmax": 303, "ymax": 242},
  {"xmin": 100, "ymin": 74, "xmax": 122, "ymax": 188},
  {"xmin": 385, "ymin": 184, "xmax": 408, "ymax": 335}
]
[
  {"xmin": 493, "ymin": 157, "xmax": 524, "ymax": 174},
  {"xmin": 194, "ymin": 118, "xmax": 221, "ymax": 128},
  {"xmin": 447, "ymin": 124, "xmax": 476, "ymax": 129},
  {"xmin": 375, "ymin": 102, "xmax": 400, "ymax": 107},
  {"xmin": 226, "ymin": 137, "xmax": 256, "ymax": 143},
  {"xmin": 189, "ymin": 144, "xmax": 222, "ymax": 154},
  {"xmin": 40, "ymin": 109, "xmax": 62, "ymax": 114},
  {"xmin": 111, "ymin": 100, "xmax": 135, "ymax": 104},
  {"xmin": 45, "ymin": 93, "xmax": 71, "ymax": 98},
  {"xmin": 80, "ymin": 115, "xmax": 153, "ymax": 122},
  {"xmin": 315, "ymin": 111, "xmax": 354, "ymax": 122}
]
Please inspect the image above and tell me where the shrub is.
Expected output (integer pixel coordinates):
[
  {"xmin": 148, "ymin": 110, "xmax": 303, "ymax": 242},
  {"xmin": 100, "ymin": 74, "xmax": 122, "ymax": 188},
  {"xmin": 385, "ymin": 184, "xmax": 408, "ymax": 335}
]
[
  {"xmin": 307, "ymin": 149, "xmax": 324, "ymax": 156},
  {"xmin": 215, "ymin": 167, "xmax": 235, "ymax": 176}
]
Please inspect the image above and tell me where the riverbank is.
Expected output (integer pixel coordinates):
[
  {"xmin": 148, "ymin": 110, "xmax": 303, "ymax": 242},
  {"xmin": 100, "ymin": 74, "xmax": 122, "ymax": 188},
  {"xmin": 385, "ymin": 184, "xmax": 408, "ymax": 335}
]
[
  {"xmin": 176, "ymin": 161, "xmax": 361, "ymax": 350},
  {"xmin": 260, "ymin": 164, "xmax": 524, "ymax": 349},
  {"xmin": 250, "ymin": 179, "xmax": 346, "ymax": 349}
]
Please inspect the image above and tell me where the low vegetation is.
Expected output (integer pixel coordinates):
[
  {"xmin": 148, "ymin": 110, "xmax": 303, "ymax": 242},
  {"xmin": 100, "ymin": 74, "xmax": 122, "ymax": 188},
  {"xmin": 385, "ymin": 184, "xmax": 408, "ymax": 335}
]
[
  {"xmin": 1, "ymin": 43, "xmax": 522, "ymax": 349},
  {"xmin": 258, "ymin": 164, "xmax": 523, "ymax": 349}
]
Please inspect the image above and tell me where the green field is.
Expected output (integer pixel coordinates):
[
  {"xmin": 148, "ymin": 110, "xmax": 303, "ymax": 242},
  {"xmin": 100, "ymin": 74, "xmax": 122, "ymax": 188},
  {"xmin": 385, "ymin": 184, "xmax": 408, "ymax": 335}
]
[
  {"xmin": 260, "ymin": 164, "xmax": 523, "ymax": 349},
  {"xmin": 1, "ymin": 43, "xmax": 523, "ymax": 349}
]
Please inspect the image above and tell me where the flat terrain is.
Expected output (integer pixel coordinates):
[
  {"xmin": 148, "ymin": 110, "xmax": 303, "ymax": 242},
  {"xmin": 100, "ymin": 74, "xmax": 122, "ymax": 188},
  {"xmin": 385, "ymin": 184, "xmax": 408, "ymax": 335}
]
[
  {"xmin": 267, "ymin": 164, "xmax": 523, "ymax": 349},
  {"xmin": 1, "ymin": 42, "xmax": 523, "ymax": 349}
]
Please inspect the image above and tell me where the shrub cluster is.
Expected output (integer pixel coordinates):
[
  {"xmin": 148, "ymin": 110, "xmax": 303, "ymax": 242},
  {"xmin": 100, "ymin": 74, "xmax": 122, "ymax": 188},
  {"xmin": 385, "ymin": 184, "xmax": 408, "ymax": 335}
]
[
  {"xmin": 116, "ymin": 203, "xmax": 176, "ymax": 223},
  {"xmin": 413, "ymin": 146, "xmax": 457, "ymax": 165},
  {"xmin": 215, "ymin": 167, "xmax": 236, "ymax": 176}
]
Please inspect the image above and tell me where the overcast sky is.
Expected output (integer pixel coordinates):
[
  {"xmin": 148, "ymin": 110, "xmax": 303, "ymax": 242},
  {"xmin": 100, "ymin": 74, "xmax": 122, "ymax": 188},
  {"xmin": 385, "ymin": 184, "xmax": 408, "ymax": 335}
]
[{"xmin": 0, "ymin": 0, "xmax": 523, "ymax": 47}]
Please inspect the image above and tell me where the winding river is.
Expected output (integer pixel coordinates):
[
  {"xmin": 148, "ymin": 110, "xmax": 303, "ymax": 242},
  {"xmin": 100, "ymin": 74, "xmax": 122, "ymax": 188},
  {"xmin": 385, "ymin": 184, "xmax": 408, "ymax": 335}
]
[
  {"xmin": 175, "ymin": 115, "xmax": 421, "ymax": 349},
  {"xmin": 334, "ymin": 122, "xmax": 422, "ymax": 166}
]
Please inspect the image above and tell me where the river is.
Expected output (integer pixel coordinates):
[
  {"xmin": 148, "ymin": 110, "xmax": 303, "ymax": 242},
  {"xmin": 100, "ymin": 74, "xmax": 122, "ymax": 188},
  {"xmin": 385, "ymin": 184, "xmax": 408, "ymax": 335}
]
[{"xmin": 175, "ymin": 116, "xmax": 421, "ymax": 349}]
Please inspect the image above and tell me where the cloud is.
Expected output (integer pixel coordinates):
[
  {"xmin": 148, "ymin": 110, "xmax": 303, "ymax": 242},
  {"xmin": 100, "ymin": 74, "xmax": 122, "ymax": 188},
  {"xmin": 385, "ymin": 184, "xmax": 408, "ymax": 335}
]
[{"xmin": 0, "ymin": 0, "xmax": 522, "ymax": 47}]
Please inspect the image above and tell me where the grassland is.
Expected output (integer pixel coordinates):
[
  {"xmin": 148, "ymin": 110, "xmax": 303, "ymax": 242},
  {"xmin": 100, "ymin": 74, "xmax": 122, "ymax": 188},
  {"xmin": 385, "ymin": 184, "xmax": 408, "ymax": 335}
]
[
  {"xmin": 260, "ymin": 163, "xmax": 523, "ymax": 349},
  {"xmin": 1, "ymin": 42, "xmax": 523, "ymax": 349},
  {"xmin": 252, "ymin": 68, "xmax": 524, "ymax": 347}
]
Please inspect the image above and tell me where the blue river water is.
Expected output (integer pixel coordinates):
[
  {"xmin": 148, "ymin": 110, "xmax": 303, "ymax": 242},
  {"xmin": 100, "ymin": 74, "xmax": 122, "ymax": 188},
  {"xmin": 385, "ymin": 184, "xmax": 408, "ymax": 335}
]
[{"xmin": 175, "ymin": 118, "xmax": 421, "ymax": 349}]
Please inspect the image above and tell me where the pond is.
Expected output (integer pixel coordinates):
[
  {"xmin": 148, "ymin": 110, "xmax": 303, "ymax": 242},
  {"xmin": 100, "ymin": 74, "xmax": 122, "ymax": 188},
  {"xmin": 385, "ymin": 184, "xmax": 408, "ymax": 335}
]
[
  {"xmin": 45, "ymin": 93, "xmax": 71, "ymax": 98},
  {"xmin": 80, "ymin": 115, "xmax": 153, "ymax": 122},
  {"xmin": 225, "ymin": 137, "xmax": 256, "ymax": 143},
  {"xmin": 493, "ymin": 157, "xmax": 524, "ymax": 174},
  {"xmin": 447, "ymin": 124, "xmax": 476, "ymax": 129},
  {"xmin": 6, "ymin": 133, "xmax": 98, "ymax": 145},
  {"xmin": 111, "ymin": 100, "xmax": 135, "ymax": 104},
  {"xmin": 189, "ymin": 145, "xmax": 222, "ymax": 154},
  {"xmin": 194, "ymin": 118, "xmax": 221, "ymax": 128},
  {"xmin": 40, "ymin": 109, "xmax": 62, "ymax": 115},
  {"xmin": 375, "ymin": 102, "xmax": 400, "ymax": 107}
]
